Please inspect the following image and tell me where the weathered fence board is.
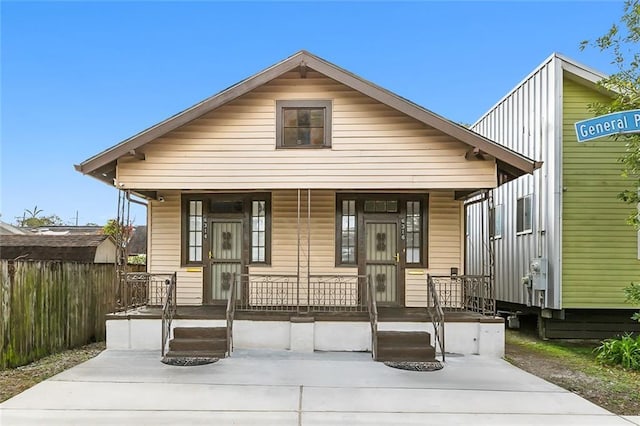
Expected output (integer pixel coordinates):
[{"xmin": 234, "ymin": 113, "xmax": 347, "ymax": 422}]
[{"xmin": 0, "ymin": 260, "xmax": 116, "ymax": 369}]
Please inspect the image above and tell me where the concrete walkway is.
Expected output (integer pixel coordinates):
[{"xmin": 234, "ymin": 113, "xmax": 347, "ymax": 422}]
[{"xmin": 0, "ymin": 349, "xmax": 637, "ymax": 425}]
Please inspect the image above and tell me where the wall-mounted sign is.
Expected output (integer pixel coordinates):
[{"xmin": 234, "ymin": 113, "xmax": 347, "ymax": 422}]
[{"xmin": 575, "ymin": 109, "xmax": 640, "ymax": 143}]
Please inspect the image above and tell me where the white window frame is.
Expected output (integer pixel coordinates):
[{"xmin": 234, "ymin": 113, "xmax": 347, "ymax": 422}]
[
  {"xmin": 516, "ymin": 195, "xmax": 533, "ymax": 235},
  {"xmin": 490, "ymin": 204, "xmax": 503, "ymax": 240}
]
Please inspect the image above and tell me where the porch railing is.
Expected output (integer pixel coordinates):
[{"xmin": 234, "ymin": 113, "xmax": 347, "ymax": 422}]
[
  {"xmin": 121, "ymin": 272, "xmax": 176, "ymax": 311},
  {"xmin": 226, "ymin": 273, "xmax": 237, "ymax": 357},
  {"xmin": 367, "ymin": 275, "xmax": 378, "ymax": 359},
  {"xmin": 234, "ymin": 274, "xmax": 369, "ymax": 313},
  {"xmin": 160, "ymin": 273, "xmax": 177, "ymax": 357},
  {"xmin": 426, "ymin": 274, "xmax": 445, "ymax": 362},
  {"xmin": 428, "ymin": 275, "xmax": 494, "ymax": 315}
]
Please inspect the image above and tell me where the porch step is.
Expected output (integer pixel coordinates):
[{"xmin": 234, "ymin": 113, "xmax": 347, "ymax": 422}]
[
  {"xmin": 165, "ymin": 326, "xmax": 228, "ymax": 359},
  {"xmin": 375, "ymin": 331, "xmax": 436, "ymax": 362},
  {"xmin": 377, "ymin": 330, "xmax": 431, "ymax": 346},
  {"xmin": 173, "ymin": 327, "xmax": 226, "ymax": 339}
]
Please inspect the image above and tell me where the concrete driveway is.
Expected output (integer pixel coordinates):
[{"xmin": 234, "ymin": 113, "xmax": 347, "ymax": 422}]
[{"xmin": 0, "ymin": 349, "xmax": 638, "ymax": 425}]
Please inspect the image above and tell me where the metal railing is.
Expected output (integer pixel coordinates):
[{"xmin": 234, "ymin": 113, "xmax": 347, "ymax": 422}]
[
  {"xmin": 308, "ymin": 275, "xmax": 369, "ymax": 312},
  {"xmin": 428, "ymin": 274, "xmax": 494, "ymax": 315},
  {"xmin": 120, "ymin": 272, "xmax": 175, "ymax": 311},
  {"xmin": 226, "ymin": 273, "xmax": 237, "ymax": 357},
  {"xmin": 367, "ymin": 275, "xmax": 378, "ymax": 360},
  {"xmin": 234, "ymin": 274, "xmax": 369, "ymax": 313},
  {"xmin": 426, "ymin": 274, "xmax": 445, "ymax": 362},
  {"xmin": 235, "ymin": 274, "xmax": 299, "ymax": 311},
  {"xmin": 160, "ymin": 273, "xmax": 177, "ymax": 357}
]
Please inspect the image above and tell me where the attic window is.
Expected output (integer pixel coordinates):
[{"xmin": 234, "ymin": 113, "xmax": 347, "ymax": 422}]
[{"xmin": 276, "ymin": 100, "xmax": 331, "ymax": 148}]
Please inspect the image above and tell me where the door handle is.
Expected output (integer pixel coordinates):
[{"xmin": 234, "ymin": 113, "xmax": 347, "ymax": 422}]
[
  {"xmin": 394, "ymin": 253, "xmax": 400, "ymax": 263},
  {"xmin": 209, "ymin": 251, "xmax": 213, "ymax": 260}
]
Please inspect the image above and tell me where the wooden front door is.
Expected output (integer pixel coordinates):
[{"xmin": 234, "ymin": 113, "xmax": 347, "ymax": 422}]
[
  {"xmin": 364, "ymin": 219, "xmax": 403, "ymax": 305},
  {"xmin": 206, "ymin": 220, "xmax": 243, "ymax": 303}
]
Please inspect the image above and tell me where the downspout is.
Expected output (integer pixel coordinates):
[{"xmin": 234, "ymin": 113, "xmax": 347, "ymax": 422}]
[
  {"xmin": 297, "ymin": 189, "xmax": 301, "ymax": 313},
  {"xmin": 307, "ymin": 189, "xmax": 311, "ymax": 312}
]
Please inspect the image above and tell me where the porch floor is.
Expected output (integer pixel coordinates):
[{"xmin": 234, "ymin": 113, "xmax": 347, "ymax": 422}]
[{"xmin": 107, "ymin": 305, "xmax": 502, "ymax": 323}]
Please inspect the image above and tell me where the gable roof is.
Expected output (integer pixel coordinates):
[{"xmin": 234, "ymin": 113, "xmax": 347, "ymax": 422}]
[
  {"xmin": 75, "ymin": 50, "xmax": 540, "ymax": 185},
  {"xmin": 0, "ymin": 234, "xmax": 114, "ymax": 262},
  {"xmin": 473, "ymin": 53, "xmax": 609, "ymax": 129}
]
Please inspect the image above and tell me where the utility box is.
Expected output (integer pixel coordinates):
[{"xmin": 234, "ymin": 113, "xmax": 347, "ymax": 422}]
[{"xmin": 529, "ymin": 257, "xmax": 548, "ymax": 291}]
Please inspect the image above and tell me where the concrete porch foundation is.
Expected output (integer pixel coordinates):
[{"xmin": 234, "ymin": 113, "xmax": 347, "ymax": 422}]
[{"xmin": 106, "ymin": 317, "xmax": 504, "ymax": 357}]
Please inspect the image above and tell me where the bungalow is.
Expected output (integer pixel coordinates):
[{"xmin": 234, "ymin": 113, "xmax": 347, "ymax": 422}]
[{"xmin": 76, "ymin": 51, "xmax": 538, "ymax": 361}]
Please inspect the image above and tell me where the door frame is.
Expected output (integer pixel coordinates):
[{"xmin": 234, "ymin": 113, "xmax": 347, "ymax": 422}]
[
  {"xmin": 360, "ymin": 215, "xmax": 405, "ymax": 307},
  {"xmin": 203, "ymin": 216, "xmax": 246, "ymax": 304}
]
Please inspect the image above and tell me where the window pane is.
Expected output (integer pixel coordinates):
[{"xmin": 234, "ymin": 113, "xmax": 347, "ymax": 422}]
[
  {"xmin": 364, "ymin": 200, "xmax": 375, "ymax": 212},
  {"xmin": 310, "ymin": 128, "xmax": 324, "ymax": 145},
  {"xmin": 283, "ymin": 128, "xmax": 298, "ymax": 146},
  {"xmin": 252, "ymin": 247, "xmax": 259, "ymax": 261},
  {"xmin": 284, "ymin": 109, "xmax": 298, "ymax": 127},
  {"xmin": 298, "ymin": 109, "xmax": 310, "ymax": 126},
  {"xmin": 297, "ymin": 128, "xmax": 310, "ymax": 145},
  {"xmin": 387, "ymin": 200, "xmax": 398, "ymax": 213},
  {"xmin": 194, "ymin": 247, "xmax": 202, "ymax": 262},
  {"xmin": 309, "ymin": 109, "xmax": 324, "ymax": 127},
  {"xmin": 252, "ymin": 232, "xmax": 259, "ymax": 246},
  {"xmin": 258, "ymin": 248, "xmax": 265, "ymax": 262}
]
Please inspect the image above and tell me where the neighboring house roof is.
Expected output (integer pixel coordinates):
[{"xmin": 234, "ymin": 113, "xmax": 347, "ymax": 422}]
[
  {"xmin": 0, "ymin": 234, "xmax": 115, "ymax": 263},
  {"xmin": 0, "ymin": 221, "xmax": 26, "ymax": 235},
  {"xmin": 75, "ymin": 50, "xmax": 540, "ymax": 186},
  {"xmin": 29, "ymin": 225, "xmax": 105, "ymax": 235}
]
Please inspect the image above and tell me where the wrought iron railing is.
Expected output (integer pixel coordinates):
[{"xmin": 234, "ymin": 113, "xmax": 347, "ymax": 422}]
[
  {"xmin": 226, "ymin": 273, "xmax": 237, "ymax": 357},
  {"xmin": 161, "ymin": 273, "xmax": 177, "ymax": 357},
  {"xmin": 120, "ymin": 272, "xmax": 175, "ymax": 311},
  {"xmin": 234, "ymin": 274, "xmax": 369, "ymax": 313},
  {"xmin": 428, "ymin": 275, "xmax": 494, "ymax": 315},
  {"xmin": 235, "ymin": 274, "xmax": 299, "ymax": 311},
  {"xmin": 307, "ymin": 275, "xmax": 369, "ymax": 312},
  {"xmin": 426, "ymin": 274, "xmax": 445, "ymax": 362},
  {"xmin": 367, "ymin": 275, "xmax": 378, "ymax": 359}
]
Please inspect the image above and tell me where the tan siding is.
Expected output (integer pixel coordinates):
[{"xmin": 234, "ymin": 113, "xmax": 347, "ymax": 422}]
[
  {"xmin": 250, "ymin": 190, "xmax": 357, "ymax": 277},
  {"xmin": 148, "ymin": 192, "xmax": 202, "ymax": 305},
  {"xmin": 406, "ymin": 191, "xmax": 463, "ymax": 307},
  {"xmin": 117, "ymin": 71, "xmax": 496, "ymax": 190}
]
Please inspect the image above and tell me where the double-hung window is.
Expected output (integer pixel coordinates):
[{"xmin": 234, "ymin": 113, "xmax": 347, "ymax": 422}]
[
  {"xmin": 516, "ymin": 195, "xmax": 532, "ymax": 234},
  {"xmin": 276, "ymin": 100, "xmax": 331, "ymax": 148}
]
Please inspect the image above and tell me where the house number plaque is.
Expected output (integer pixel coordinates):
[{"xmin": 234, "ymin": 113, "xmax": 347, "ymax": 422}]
[{"xmin": 400, "ymin": 218, "xmax": 406, "ymax": 241}]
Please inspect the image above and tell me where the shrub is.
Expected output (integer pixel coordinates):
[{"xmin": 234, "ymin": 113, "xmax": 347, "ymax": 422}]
[
  {"xmin": 595, "ymin": 333, "xmax": 640, "ymax": 371},
  {"xmin": 625, "ymin": 282, "xmax": 640, "ymax": 323}
]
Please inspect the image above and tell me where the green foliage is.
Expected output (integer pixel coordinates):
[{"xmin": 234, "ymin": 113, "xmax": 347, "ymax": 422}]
[
  {"xmin": 15, "ymin": 205, "xmax": 64, "ymax": 227},
  {"xmin": 127, "ymin": 254, "xmax": 146, "ymax": 265},
  {"xmin": 581, "ymin": 0, "xmax": 640, "ymax": 228},
  {"xmin": 595, "ymin": 333, "xmax": 640, "ymax": 370},
  {"xmin": 625, "ymin": 282, "xmax": 640, "ymax": 322}
]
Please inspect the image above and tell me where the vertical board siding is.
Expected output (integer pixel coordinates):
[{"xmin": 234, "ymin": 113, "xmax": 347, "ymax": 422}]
[
  {"xmin": 562, "ymin": 78, "xmax": 640, "ymax": 308},
  {"xmin": 117, "ymin": 71, "xmax": 496, "ymax": 190},
  {"xmin": 406, "ymin": 191, "xmax": 463, "ymax": 307},
  {"xmin": 469, "ymin": 59, "xmax": 557, "ymax": 308},
  {"xmin": 0, "ymin": 260, "xmax": 116, "ymax": 369}
]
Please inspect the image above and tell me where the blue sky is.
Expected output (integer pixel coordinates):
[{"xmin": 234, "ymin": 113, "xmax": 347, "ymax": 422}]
[{"xmin": 1, "ymin": 1, "xmax": 625, "ymax": 226}]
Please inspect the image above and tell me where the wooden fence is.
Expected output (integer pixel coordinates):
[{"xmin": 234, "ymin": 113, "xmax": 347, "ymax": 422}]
[{"xmin": 0, "ymin": 260, "xmax": 117, "ymax": 369}]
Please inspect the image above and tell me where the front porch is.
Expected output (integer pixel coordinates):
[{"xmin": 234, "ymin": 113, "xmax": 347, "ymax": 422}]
[{"xmin": 106, "ymin": 273, "xmax": 504, "ymax": 359}]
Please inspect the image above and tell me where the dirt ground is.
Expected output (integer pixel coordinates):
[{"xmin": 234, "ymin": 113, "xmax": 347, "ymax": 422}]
[
  {"xmin": 505, "ymin": 331, "xmax": 640, "ymax": 415},
  {"xmin": 0, "ymin": 342, "xmax": 105, "ymax": 403}
]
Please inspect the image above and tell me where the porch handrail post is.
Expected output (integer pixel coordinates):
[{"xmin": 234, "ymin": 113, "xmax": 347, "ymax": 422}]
[
  {"xmin": 307, "ymin": 188, "xmax": 311, "ymax": 313},
  {"xmin": 297, "ymin": 189, "xmax": 301, "ymax": 313}
]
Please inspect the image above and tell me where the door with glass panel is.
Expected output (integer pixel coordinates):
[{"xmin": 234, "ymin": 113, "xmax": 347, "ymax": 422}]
[
  {"xmin": 364, "ymin": 220, "xmax": 401, "ymax": 305},
  {"xmin": 208, "ymin": 220, "xmax": 243, "ymax": 302}
]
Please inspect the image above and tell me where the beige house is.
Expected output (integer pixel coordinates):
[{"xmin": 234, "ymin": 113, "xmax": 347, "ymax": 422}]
[{"xmin": 76, "ymin": 51, "xmax": 538, "ymax": 361}]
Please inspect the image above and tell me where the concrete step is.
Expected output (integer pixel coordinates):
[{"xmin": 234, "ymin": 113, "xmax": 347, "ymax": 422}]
[
  {"xmin": 169, "ymin": 338, "xmax": 227, "ymax": 352},
  {"xmin": 164, "ymin": 350, "xmax": 226, "ymax": 359},
  {"xmin": 375, "ymin": 345, "xmax": 437, "ymax": 362},
  {"xmin": 377, "ymin": 331, "xmax": 431, "ymax": 347},
  {"xmin": 173, "ymin": 327, "xmax": 226, "ymax": 339}
]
